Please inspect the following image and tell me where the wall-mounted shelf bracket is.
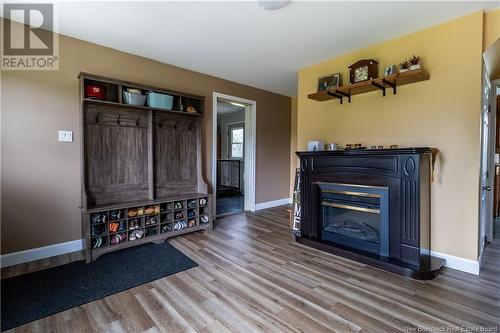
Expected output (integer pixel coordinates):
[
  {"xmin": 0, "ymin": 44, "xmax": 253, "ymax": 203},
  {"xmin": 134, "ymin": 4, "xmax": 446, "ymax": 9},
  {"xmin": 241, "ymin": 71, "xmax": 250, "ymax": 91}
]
[
  {"xmin": 335, "ymin": 90, "xmax": 351, "ymax": 103},
  {"xmin": 371, "ymin": 81, "xmax": 386, "ymax": 97},
  {"xmin": 383, "ymin": 79, "xmax": 397, "ymax": 95},
  {"xmin": 327, "ymin": 91, "xmax": 343, "ymax": 104}
]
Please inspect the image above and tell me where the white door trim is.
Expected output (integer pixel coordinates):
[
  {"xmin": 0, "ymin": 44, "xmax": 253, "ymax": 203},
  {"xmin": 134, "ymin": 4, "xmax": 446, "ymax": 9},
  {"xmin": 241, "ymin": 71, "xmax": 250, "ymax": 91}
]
[
  {"xmin": 212, "ymin": 92, "xmax": 256, "ymax": 213},
  {"xmin": 486, "ymin": 79, "xmax": 500, "ymax": 244}
]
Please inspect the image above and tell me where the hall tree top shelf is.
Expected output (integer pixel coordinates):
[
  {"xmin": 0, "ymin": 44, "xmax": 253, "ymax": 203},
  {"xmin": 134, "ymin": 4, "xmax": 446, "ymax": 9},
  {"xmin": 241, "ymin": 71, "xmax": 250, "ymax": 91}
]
[
  {"xmin": 308, "ymin": 68, "xmax": 430, "ymax": 103},
  {"xmin": 78, "ymin": 72, "xmax": 205, "ymax": 117}
]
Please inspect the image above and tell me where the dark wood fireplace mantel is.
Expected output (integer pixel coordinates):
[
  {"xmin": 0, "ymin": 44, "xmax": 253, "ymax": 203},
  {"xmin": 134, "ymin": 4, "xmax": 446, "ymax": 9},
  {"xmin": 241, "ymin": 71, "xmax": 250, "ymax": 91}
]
[{"xmin": 295, "ymin": 147, "xmax": 444, "ymax": 280}]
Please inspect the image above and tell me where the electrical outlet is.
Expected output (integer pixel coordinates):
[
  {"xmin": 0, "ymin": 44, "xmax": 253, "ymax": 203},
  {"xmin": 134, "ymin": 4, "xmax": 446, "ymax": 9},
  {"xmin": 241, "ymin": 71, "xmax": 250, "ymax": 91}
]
[{"xmin": 58, "ymin": 130, "xmax": 73, "ymax": 142}]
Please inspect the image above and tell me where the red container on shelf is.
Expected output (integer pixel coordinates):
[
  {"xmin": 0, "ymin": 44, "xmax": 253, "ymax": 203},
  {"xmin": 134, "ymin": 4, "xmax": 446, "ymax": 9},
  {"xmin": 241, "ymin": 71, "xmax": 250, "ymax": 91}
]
[{"xmin": 85, "ymin": 84, "xmax": 105, "ymax": 100}]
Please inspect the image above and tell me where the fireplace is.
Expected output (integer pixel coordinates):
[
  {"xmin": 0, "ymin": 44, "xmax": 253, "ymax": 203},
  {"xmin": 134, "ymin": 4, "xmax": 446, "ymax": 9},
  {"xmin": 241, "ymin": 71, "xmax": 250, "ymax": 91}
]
[
  {"xmin": 319, "ymin": 183, "xmax": 389, "ymax": 256},
  {"xmin": 295, "ymin": 148, "xmax": 444, "ymax": 279}
]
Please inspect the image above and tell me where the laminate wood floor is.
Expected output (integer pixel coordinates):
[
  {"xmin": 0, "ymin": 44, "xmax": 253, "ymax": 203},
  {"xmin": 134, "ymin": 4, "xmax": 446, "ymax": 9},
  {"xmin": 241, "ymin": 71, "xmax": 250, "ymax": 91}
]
[{"xmin": 2, "ymin": 206, "xmax": 499, "ymax": 332}]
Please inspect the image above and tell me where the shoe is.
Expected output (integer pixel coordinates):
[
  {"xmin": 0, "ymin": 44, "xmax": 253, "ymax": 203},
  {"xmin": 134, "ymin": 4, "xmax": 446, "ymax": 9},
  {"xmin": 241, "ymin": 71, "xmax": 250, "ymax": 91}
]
[
  {"xmin": 199, "ymin": 198, "xmax": 207, "ymax": 206},
  {"xmin": 110, "ymin": 210, "xmax": 122, "ymax": 220},
  {"xmin": 93, "ymin": 237, "xmax": 102, "ymax": 249},
  {"xmin": 129, "ymin": 232, "xmax": 136, "ymax": 241},
  {"xmin": 200, "ymin": 215, "xmax": 209, "ymax": 223},
  {"xmin": 135, "ymin": 230, "xmax": 144, "ymax": 239}
]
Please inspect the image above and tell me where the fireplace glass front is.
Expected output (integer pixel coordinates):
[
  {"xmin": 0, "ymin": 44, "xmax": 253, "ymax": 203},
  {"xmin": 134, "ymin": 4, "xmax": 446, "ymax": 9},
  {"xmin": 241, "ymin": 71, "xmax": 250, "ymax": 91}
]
[{"xmin": 319, "ymin": 183, "xmax": 389, "ymax": 256}]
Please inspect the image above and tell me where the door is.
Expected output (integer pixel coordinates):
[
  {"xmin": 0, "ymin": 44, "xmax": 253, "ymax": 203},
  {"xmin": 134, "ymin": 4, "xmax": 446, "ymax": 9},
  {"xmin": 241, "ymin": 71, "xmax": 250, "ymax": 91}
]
[{"xmin": 479, "ymin": 70, "xmax": 493, "ymax": 256}]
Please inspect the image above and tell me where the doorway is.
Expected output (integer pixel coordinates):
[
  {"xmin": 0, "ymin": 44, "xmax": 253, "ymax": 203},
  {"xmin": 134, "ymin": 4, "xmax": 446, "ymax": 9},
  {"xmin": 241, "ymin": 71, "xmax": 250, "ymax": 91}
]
[
  {"xmin": 480, "ymin": 75, "xmax": 500, "ymax": 260},
  {"xmin": 490, "ymin": 83, "xmax": 500, "ymax": 244},
  {"xmin": 212, "ymin": 93, "xmax": 256, "ymax": 217}
]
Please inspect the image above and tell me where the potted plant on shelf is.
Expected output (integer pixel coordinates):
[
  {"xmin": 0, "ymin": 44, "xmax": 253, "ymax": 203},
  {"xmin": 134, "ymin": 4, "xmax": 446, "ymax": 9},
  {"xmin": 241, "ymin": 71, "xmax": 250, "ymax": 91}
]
[
  {"xmin": 409, "ymin": 55, "xmax": 421, "ymax": 70},
  {"xmin": 399, "ymin": 59, "xmax": 410, "ymax": 73}
]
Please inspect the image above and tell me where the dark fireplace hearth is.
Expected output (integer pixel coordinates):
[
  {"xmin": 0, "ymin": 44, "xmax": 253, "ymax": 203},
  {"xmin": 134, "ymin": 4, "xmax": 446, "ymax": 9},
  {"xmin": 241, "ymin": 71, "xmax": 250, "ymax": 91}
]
[{"xmin": 295, "ymin": 148, "xmax": 444, "ymax": 280}]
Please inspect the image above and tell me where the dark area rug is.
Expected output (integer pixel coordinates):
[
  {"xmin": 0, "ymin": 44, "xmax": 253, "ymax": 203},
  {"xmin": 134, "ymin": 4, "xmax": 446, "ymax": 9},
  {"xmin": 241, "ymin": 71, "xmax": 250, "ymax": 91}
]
[{"xmin": 1, "ymin": 242, "xmax": 197, "ymax": 331}]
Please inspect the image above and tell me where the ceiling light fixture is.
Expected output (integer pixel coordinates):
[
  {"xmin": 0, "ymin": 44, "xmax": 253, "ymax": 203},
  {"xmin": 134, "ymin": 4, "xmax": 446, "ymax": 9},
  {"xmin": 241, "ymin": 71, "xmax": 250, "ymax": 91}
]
[
  {"xmin": 257, "ymin": 0, "xmax": 290, "ymax": 11},
  {"xmin": 230, "ymin": 102, "xmax": 246, "ymax": 107}
]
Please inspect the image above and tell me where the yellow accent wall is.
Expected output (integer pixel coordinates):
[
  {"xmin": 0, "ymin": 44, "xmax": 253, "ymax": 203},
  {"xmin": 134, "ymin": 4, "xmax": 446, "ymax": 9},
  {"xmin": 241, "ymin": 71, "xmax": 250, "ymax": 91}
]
[{"xmin": 297, "ymin": 11, "xmax": 484, "ymax": 261}]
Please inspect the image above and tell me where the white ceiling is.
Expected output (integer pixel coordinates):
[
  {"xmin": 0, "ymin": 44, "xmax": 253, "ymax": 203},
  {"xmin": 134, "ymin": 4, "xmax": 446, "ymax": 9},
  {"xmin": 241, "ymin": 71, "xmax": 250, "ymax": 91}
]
[
  {"xmin": 48, "ymin": 1, "xmax": 500, "ymax": 96},
  {"xmin": 217, "ymin": 101, "xmax": 245, "ymax": 115}
]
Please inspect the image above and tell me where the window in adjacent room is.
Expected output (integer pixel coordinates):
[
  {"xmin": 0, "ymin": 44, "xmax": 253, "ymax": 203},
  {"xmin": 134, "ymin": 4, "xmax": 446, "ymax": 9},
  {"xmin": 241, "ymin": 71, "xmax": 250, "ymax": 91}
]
[{"xmin": 229, "ymin": 124, "xmax": 244, "ymax": 159}]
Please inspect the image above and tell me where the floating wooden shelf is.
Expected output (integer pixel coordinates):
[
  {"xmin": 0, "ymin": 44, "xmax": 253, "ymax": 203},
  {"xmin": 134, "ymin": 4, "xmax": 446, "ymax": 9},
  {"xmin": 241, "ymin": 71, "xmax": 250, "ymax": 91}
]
[{"xmin": 308, "ymin": 68, "xmax": 429, "ymax": 103}]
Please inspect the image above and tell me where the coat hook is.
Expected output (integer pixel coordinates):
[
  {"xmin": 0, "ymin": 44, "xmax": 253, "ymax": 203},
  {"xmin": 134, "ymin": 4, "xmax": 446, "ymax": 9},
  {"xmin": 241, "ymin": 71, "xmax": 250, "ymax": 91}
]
[
  {"xmin": 136, "ymin": 117, "xmax": 140, "ymax": 127},
  {"xmin": 174, "ymin": 122, "xmax": 178, "ymax": 130},
  {"xmin": 159, "ymin": 119, "xmax": 163, "ymax": 128},
  {"xmin": 188, "ymin": 122, "xmax": 193, "ymax": 131},
  {"xmin": 95, "ymin": 112, "xmax": 100, "ymax": 124},
  {"xmin": 116, "ymin": 114, "xmax": 121, "ymax": 125}
]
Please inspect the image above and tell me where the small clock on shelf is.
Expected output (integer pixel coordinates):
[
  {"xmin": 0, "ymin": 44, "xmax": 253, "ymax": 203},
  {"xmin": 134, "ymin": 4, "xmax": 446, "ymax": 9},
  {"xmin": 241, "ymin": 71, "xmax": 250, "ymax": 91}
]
[{"xmin": 348, "ymin": 59, "xmax": 378, "ymax": 85}]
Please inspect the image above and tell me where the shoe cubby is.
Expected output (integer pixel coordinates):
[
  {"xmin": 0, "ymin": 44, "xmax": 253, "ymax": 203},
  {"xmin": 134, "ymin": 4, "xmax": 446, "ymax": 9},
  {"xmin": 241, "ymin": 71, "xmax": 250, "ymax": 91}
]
[
  {"xmin": 174, "ymin": 211, "xmax": 185, "ymax": 221},
  {"xmin": 92, "ymin": 236, "xmax": 107, "ymax": 249},
  {"xmin": 161, "ymin": 223, "xmax": 173, "ymax": 234},
  {"xmin": 84, "ymin": 195, "xmax": 211, "ymax": 261},
  {"xmin": 160, "ymin": 202, "xmax": 173, "ymax": 213},
  {"xmin": 110, "ymin": 232, "xmax": 127, "ymax": 246},
  {"xmin": 128, "ymin": 229, "xmax": 145, "ymax": 241},
  {"xmin": 145, "ymin": 226, "xmax": 158, "ymax": 237},
  {"xmin": 91, "ymin": 223, "xmax": 107, "ymax": 237},
  {"xmin": 199, "ymin": 197, "xmax": 208, "ymax": 207},
  {"xmin": 161, "ymin": 211, "xmax": 174, "ymax": 223},
  {"xmin": 109, "ymin": 209, "xmax": 125, "ymax": 221},
  {"xmin": 90, "ymin": 212, "xmax": 108, "ymax": 225}
]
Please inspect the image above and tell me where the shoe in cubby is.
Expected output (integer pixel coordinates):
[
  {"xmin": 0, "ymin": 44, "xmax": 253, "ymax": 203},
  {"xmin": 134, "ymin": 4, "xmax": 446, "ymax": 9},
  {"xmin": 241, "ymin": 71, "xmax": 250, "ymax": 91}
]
[
  {"xmin": 110, "ymin": 233, "xmax": 126, "ymax": 245},
  {"xmin": 90, "ymin": 212, "xmax": 107, "ymax": 224},
  {"xmin": 110, "ymin": 209, "xmax": 124, "ymax": 221},
  {"xmin": 92, "ymin": 236, "xmax": 106, "ymax": 249},
  {"xmin": 145, "ymin": 216, "xmax": 157, "ymax": 226},
  {"xmin": 91, "ymin": 224, "xmax": 106, "ymax": 237}
]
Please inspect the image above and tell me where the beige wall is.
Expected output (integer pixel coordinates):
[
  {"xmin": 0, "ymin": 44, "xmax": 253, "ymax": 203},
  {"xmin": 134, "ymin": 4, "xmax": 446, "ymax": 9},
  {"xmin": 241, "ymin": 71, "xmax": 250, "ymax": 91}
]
[
  {"xmin": 289, "ymin": 96, "xmax": 298, "ymax": 196},
  {"xmin": 297, "ymin": 11, "xmax": 484, "ymax": 261},
  {"xmin": 1, "ymin": 28, "xmax": 291, "ymax": 254}
]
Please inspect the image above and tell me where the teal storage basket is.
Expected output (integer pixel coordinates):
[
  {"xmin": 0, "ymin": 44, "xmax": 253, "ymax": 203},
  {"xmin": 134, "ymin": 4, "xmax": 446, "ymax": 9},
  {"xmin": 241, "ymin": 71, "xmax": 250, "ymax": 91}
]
[{"xmin": 146, "ymin": 91, "xmax": 174, "ymax": 110}]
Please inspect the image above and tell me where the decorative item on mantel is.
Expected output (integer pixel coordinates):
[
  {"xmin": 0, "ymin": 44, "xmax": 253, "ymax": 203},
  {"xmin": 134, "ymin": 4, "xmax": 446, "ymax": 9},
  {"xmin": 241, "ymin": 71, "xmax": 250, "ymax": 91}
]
[
  {"xmin": 307, "ymin": 140, "xmax": 325, "ymax": 151},
  {"xmin": 348, "ymin": 59, "xmax": 378, "ymax": 84}
]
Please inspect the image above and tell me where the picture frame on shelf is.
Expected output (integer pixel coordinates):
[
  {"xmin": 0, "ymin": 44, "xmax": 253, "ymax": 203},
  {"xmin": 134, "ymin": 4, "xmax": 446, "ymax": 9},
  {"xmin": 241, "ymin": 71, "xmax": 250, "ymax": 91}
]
[
  {"xmin": 384, "ymin": 65, "xmax": 397, "ymax": 76},
  {"xmin": 317, "ymin": 73, "xmax": 342, "ymax": 92}
]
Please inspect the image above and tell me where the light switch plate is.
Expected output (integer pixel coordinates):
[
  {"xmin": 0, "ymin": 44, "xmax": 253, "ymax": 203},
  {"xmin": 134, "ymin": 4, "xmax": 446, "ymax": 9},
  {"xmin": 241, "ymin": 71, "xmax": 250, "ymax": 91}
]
[{"xmin": 58, "ymin": 130, "xmax": 73, "ymax": 142}]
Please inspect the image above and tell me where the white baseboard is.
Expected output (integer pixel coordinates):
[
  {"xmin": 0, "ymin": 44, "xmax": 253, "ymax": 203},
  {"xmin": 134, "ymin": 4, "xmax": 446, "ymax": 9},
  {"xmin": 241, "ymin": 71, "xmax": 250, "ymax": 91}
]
[
  {"xmin": 431, "ymin": 250, "xmax": 479, "ymax": 275},
  {"xmin": 1, "ymin": 239, "xmax": 84, "ymax": 268},
  {"xmin": 255, "ymin": 197, "xmax": 292, "ymax": 211}
]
